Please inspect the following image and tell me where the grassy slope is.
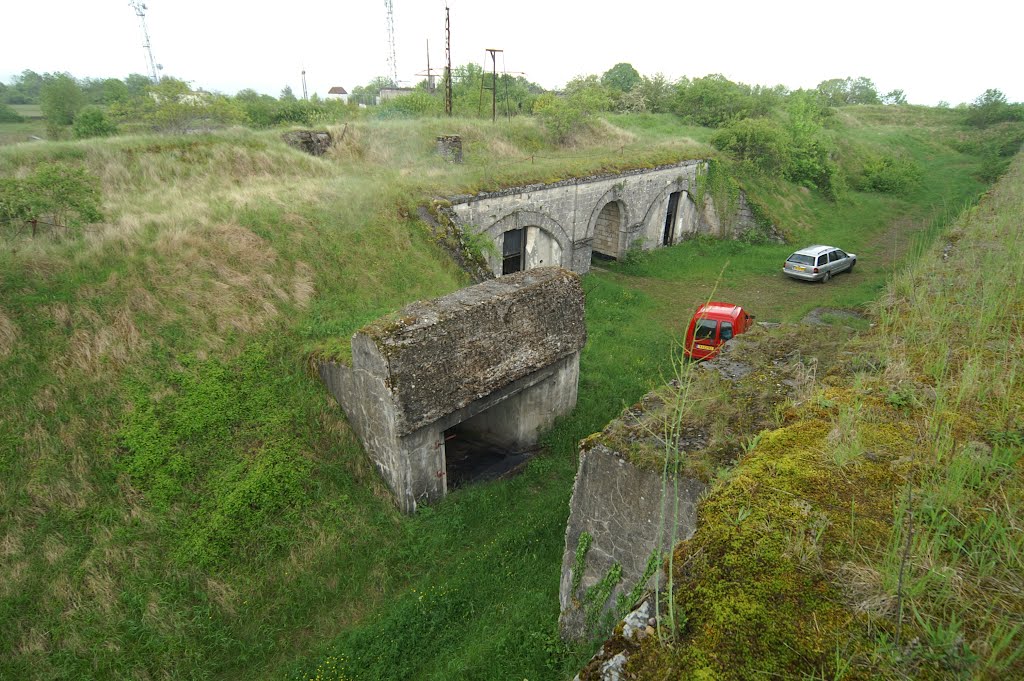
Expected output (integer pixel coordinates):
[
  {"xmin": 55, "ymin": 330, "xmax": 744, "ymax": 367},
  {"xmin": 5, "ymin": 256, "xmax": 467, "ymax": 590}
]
[
  {"xmin": 626, "ymin": 142, "xmax": 1024, "ymax": 677},
  {"xmin": 0, "ymin": 108, "xmax": 1004, "ymax": 680}
]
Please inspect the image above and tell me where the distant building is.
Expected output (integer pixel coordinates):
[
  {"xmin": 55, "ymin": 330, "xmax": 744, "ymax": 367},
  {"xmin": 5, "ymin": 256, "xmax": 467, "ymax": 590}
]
[
  {"xmin": 327, "ymin": 86, "xmax": 349, "ymax": 103},
  {"xmin": 378, "ymin": 87, "xmax": 416, "ymax": 104}
]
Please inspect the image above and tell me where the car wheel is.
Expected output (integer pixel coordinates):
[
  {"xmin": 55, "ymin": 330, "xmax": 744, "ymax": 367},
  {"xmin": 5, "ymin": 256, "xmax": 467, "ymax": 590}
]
[
  {"xmin": 822, "ymin": 270, "xmax": 831, "ymax": 283},
  {"xmin": 847, "ymin": 260, "xmax": 855, "ymax": 273}
]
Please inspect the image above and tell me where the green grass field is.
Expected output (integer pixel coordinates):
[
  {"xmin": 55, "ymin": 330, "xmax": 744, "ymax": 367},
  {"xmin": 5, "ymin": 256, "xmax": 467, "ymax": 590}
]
[{"xmin": 0, "ymin": 109, "xmax": 1016, "ymax": 680}]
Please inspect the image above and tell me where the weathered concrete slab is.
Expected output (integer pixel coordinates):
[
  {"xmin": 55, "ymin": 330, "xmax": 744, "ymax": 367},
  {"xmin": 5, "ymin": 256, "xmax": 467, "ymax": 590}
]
[
  {"xmin": 358, "ymin": 267, "xmax": 585, "ymax": 435},
  {"xmin": 281, "ymin": 129, "xmax": 332, "ymax": 156},
  {"xmin": 559, "ymin": 444, "xmax": 704, "ymax": 641}
]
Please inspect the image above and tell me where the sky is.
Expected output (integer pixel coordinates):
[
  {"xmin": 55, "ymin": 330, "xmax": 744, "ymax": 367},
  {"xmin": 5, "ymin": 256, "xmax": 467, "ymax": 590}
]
[{"xmin": 2, "ymin": 0, "xmax": 1022, "ymax": 107}]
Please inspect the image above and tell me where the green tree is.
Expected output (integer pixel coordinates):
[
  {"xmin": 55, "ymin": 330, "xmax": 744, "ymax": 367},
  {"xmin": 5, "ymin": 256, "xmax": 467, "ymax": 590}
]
[
  {"xmin": 125, "ymin": 73, "xmax": 153, "ymax": 98},
  {"xmin": 563, "ymin": 75, "xmax": 613, "ymax": 113},
  {"xmin": 72, "ymin": 106, "xmax": 117, "ymax": 138},
  {"xmin": 710, "ymin": 118, "xmax": 791, "ymax": 172},
  {"xmin": 534, "ymin": 77, "xmax": 611, "ymax": 143},
  {"xmin": 280, "ymin": 85, "xmax": 297, "ymax": 102},
  {"xmin": 0, "ymin": 103, "xmax": 23, "ymax": 123},
  {"xmin": 601, "ymin": 63, "xmax": 641, "ymax": 93},
  {"xmin": 0, "ymin": 178, "xmax": 34, "ymax": 233},
  {"xmin": 881, "ymin": 89, "xmax": 907, "ymax": 105},
  {"xmin": 7, "ymin": 69, "xmax": 44, "ymax": 104},
  {"xmin": 816, "ymin": 77, "xmax": 880, "ymax": 106},
  {"xmin": 350, "ymin": 76, "xmax": 397, "ymax": 106},
  {"xmin": 39, "ymin": 73, "xmax": 84, "ymax": 126},
  {"xmin": 0, "ymin": 163, "xmax": 102, "ymax": 237},
  {"xmin": 673, "ymin": 74, "xmax": 758, "ymax": 126},
  {"xmin": 620, "ymin": 73, "xmax": 674, "ymax": 113},
  {"xmin": 99, "ymin": 78, "xmax": 130, "ymax": 104},
  {"xmin": 965, "ymin": 88, "xmax": 1023, "ymax": 127}
]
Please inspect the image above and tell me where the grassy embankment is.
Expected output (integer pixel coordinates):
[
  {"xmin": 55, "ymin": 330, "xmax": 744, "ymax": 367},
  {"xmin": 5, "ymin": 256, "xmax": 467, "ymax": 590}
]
[
  {"xmin": 0, "ymin": 107, "xmax": 1000, "ymax": 680},
  {"xmin": 626, "ymin": 145, "xmax": 1024, "ymax": 677}
]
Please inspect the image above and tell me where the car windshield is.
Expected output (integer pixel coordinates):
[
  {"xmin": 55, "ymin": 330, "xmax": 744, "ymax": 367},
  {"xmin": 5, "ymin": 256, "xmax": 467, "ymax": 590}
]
[
  {"xmin": 787, "ymin": 253, "xmax": 815, "ymax": 265},
  {"xmin": 694, "ymin": 318, "xmax": 717, "ymax": 340}
]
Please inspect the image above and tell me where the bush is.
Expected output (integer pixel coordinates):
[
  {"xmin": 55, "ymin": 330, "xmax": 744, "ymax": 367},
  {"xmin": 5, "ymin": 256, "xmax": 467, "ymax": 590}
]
[
  {"xmin": 857, "ymin": 153, "xmax": 922, "ymax": 194},
  {"xmin": 0, "ymin": 162, "xmax": 102, "ymax": 237},
  {"xmin": 673, "ymin": 74, "xmax": 762, "ymax": 127},
  {"xmin": 0, "ymin": 104, "xmax": 23, "ymax": 123},
  {"xmin": 711, "ymin": 118, "xmax": 791, "ymax": 172},
  {"xmin": 377, "ymin": 90, "xmax": 443, "ymax": 118},
  {"xmin": 72, "ymin": 105, "xmax": 117, "ymax": 138},
  {"xmin": 964, "ymin": 89, "xmax": 1024, "ymax": 128}
]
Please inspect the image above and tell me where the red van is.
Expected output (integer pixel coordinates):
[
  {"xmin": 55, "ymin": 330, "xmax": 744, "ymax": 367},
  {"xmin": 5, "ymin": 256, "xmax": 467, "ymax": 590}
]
[{"xmin": 684, "ymin": 302, "xmax": 755, "ymax": 360}]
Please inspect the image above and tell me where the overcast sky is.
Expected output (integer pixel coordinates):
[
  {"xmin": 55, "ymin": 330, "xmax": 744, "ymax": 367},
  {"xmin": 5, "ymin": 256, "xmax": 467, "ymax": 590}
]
[{"xmin": 2, "ymin": 0, "xmax": 1021, "ymax": 106}]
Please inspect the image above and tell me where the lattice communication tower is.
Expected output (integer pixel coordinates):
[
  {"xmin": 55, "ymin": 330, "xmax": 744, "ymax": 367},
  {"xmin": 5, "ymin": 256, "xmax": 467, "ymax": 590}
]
[
  {"xmin": 129, "ymin": 2, "xmax": 161, "ymax": 82},
  {"xmin": 384, "ymin": 0, "xmax": 398, "ymax": 84}
]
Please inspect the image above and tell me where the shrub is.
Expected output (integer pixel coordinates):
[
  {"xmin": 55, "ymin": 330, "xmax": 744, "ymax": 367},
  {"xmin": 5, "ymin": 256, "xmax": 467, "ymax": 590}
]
[
  {"xmin": 857, "ymin": 153, "xmax": 922, "ymax": 194},
  {"xmin": 377, "ymin": 90, "xmax": 443, "ymax": 118},
  {"xmin": 72, "ymin": 105, "xmax": 117, "ymax": 138},
  {"xmin": 0, "ymin": 103, "xmax": 23, "ymax": 123},
  {"xmin": 711, "ymin": 118, "xmax": 791, "ymax": 173},
  {"xmin": 0, "ymin": 162, "xmax": 102, "ymax": 237}
]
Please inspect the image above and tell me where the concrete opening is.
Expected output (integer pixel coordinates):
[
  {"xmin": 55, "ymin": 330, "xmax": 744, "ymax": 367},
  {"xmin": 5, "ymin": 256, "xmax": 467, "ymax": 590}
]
[
  {"xmin": 663, "ymin": 191, "xmax": 682, "ymax": 245},
  {"xmin": 442, "ymin": 409, "xmax": 535, "ymax": 490},
  {"xmin": 592, "ymin": 201, "xmax": 622, "ymax": 259},
  {"xmin": 502, "ymin": 228, "xmax": 526, "ymax": 274}
]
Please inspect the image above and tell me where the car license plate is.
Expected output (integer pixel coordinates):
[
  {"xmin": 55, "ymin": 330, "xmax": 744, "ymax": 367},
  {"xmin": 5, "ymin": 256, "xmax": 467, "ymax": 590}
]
[
  {"xmin": 794, "ymin": 266, "xmax": 805, "ymax": 271},
  {"xmin": 697, "ymin": 344, "xmax": 714, "ymax": 351}
]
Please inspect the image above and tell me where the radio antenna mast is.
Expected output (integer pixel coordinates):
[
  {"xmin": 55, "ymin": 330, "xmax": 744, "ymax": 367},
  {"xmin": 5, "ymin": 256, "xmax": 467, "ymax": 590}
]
[
  {"xmin": 384, "ymin": 0, "xmax": 398, "ymax": 84},
  {"xmin": 129, "ymin": 2, "xmax": 161, "ymax": 82},
  {"xmin": 444, "ymin": 5, "xmax": 452, "ymax": 116}
]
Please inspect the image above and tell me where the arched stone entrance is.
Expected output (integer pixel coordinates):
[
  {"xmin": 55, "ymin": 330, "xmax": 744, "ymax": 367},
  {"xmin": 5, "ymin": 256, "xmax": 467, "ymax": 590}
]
[
  {"xmin": 488, "ymin": 210, "xmax": 570, "ymax": 277},
  {"xmin": 592, "ymin": 201, "xmax": 624, "ymax": 259}
]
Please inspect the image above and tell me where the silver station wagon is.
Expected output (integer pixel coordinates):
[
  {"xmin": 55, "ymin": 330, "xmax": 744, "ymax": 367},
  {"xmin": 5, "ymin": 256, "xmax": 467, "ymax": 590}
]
[{"xmin": 782, "ymin": 245, "xmax": 857, "ymax": 282}]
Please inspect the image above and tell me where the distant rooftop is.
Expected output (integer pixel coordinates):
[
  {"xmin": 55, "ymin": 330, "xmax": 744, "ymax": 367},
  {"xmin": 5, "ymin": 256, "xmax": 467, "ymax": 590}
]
[{"xmin": 328, "ymin": 86, "xmax": 348, "ymax": 95}]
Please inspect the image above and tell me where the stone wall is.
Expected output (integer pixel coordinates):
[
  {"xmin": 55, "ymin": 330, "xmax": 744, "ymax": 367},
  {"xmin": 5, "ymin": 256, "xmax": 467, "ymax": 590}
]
[
  {"xmin": 443, "ymin": 161, "xmax": 770, "ymax": 275},
  {"xmin": 558, "ymin": 445, "xmax": 705, "ymax": 642}
]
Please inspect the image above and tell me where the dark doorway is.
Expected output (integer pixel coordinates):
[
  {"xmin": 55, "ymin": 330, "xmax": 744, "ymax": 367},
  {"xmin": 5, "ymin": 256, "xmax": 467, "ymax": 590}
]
[
  {"xmin": 663, "ymin": 191, "xmax": 681, "ymax": 245},
  {"xmin": 443, "ymin": 424, "xmax": 535, "ymax": 490},
  {"xmin": 502, "ymin": 228, "xmax": 526, "ymax": 275}
]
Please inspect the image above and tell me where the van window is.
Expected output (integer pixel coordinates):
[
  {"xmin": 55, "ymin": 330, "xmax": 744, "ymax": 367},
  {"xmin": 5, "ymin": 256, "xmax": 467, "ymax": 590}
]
[
  {"xmin": 721, "ymin": 322, "xmax": 734, "ymax": 341},
  {"xmin": 828, "ymin": 250, "xmax": 841, "ymax": 263},
  {"xmin": 787, "ymin": 254, "xmax": 815, "ymax": 265},
  {"xmin": 816, "ymin": 255, "xmax": 827, "ymax": 266},
  {"xmin": 694, "ymin": 318, "xmax": 717, "ymax": 340},
  {"xmin": 834, "ymin": 249, "xmax": 847, "ymax": 259}
]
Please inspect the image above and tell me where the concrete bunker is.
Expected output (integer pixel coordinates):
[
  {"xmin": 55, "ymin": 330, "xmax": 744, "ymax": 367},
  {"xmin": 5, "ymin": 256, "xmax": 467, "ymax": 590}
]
[{"xmin": 319, "ymin": 267, "xmax": 586, "ymax": 513}]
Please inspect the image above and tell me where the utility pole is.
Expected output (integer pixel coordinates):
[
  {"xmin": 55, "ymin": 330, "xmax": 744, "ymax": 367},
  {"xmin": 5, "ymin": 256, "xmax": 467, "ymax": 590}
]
[
  {"xmin": 129, "ymin": 1, "xmax": 161, "ymax": 82},
  {"xmin": 444, "ymin": 5, "xmax": 453, "ymax": 116},
  {"xmin": 478, "ymin": 48, "xmax": 502, "ymax": 122},
  {"xmin": 416, "ymin": 40, "xmax": 436, "ymax": 93}
]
